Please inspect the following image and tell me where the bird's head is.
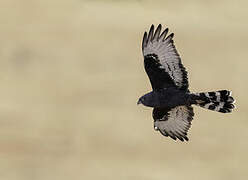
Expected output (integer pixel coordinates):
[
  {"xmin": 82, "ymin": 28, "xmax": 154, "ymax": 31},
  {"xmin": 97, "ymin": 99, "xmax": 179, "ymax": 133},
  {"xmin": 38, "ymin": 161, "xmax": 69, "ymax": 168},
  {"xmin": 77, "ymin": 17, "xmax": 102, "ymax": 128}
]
[
  {"xmin": 137, "ymin": 96, "xmax": 145, "ymax": 105},
  {"xmin": 137, "ymin": 92, "xmax": 157, "ymax": 107}
]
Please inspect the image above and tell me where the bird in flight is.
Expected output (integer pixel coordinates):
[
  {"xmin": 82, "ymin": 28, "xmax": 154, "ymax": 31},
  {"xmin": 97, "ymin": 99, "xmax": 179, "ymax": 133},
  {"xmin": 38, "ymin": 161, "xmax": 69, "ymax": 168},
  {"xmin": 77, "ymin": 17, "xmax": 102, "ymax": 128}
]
[{"xmin": 137, "ymin": 24, "xmax": 235, "ymax": 141}]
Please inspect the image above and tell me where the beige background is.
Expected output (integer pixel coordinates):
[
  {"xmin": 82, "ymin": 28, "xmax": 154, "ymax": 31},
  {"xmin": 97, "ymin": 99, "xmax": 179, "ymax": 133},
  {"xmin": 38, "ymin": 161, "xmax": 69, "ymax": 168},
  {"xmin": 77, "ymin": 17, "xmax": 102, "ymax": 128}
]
[{"xmin": 0, "ymin": 0, "xmax": 247, "ymax": 179}]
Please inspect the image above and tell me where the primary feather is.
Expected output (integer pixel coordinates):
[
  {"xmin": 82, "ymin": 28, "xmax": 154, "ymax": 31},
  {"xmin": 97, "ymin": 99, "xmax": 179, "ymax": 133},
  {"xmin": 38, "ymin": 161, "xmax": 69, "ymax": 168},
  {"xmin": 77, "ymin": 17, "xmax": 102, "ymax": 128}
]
[{"xmin": 142, "ymin": 24, "xmax": 188, "ymax": 90}]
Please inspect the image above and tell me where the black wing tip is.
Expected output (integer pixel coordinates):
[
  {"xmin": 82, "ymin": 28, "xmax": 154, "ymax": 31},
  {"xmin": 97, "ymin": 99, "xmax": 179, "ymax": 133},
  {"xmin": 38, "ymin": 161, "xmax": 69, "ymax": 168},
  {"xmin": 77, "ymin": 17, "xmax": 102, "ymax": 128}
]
[
  {"xmin": 160, "ymin": 132, "xmax": 189, "ymax": 142},
  {"xmin": 175, "ymin": 136, "xmax": 189, "ymax": 142},
  {"xmin": 147, "ymin": 24, "xmax": 155, "ymax": 42},
  {"xmin": 163, "ymin": 28, "xmax": 169, "ymax": 34},
  {"xmin": 144, "ymin": 24, "xmax": 172, "ymax": 43},
  {"xmin": 170, "ymin": 135, "xmax": 177, "ymax": 141},
  {"xmin": 153, "ymin": 24, "xmax": 162, "ymax": 41},
  {"xmin": 149, "ymin": 24, "xmax": 155, "ymax": 34},
  {"xmin": 184, "ymin": 136, "xmax": 189, "ymax": 141},
  {"xmin": 142, "ymin": 31, "xmax": 148, "ymax": 49},
  {"xmin": 177, "ymin": 136, "xmax": 184, "ymax": 141},
  {"xmin": 168, "ymin": 33, "xmax": 174, "ymax": 39},
  {"xmin": 159, "ymin": 27, "xmax": 169, "ymax": 41},
  {"xmin": 168, "ymin": 135, "xmax": 189, "ymax": 142}
]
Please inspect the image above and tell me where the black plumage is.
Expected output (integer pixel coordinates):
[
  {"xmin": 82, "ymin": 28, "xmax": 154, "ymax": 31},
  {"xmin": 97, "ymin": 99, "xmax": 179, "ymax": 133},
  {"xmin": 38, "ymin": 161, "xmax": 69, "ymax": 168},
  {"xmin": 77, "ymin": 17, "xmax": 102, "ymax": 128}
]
[{"xmin": 137, "ymin": 24, "xmax": 236, "ymax": 141}]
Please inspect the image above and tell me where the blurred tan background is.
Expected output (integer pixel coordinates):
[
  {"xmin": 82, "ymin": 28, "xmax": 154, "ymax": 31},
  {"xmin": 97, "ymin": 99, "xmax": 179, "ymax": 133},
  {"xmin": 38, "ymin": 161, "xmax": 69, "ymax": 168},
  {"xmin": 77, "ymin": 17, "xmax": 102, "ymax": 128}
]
[{"xmin": 0, "ymin": 0, "xmax": 247, "ymax": 179}]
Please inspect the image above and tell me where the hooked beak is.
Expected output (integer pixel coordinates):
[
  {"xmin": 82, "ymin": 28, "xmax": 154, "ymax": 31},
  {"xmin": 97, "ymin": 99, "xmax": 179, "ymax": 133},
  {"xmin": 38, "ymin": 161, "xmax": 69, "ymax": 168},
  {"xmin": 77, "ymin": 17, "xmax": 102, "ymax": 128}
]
[{"xmin": 137, "ymin": 99, "xmax": 142, "ymax": 105}]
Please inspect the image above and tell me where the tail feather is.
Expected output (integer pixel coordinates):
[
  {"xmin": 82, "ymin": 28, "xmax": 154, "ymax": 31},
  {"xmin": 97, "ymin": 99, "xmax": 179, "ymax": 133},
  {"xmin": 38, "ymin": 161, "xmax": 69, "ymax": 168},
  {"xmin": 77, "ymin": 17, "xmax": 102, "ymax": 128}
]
[{"xmin": 192, "ymin": 90, "xmax": 235, "ymax": 113}]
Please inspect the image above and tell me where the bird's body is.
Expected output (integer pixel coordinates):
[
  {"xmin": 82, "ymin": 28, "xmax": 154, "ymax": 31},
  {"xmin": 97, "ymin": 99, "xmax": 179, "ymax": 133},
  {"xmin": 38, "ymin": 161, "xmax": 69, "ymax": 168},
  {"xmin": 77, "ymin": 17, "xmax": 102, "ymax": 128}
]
[
  {"xmin": 138, "ymin": 24, "xmax": 235, "ymax": 141},
  {"xmin": 138, "ymin": 87, "xmax": 191, "ymax": 108}
]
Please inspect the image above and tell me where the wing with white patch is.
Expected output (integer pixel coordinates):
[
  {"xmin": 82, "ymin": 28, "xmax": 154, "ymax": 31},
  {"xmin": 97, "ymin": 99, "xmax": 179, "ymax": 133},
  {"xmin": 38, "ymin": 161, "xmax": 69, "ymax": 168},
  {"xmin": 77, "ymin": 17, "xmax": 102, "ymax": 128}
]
[
  {"xmin": 153, "ymin": 105, "xmax": 194, "ymax": 141},
  {"xmin": 142, "ymin": 24, "xmax": 188, "ymax": 90}
]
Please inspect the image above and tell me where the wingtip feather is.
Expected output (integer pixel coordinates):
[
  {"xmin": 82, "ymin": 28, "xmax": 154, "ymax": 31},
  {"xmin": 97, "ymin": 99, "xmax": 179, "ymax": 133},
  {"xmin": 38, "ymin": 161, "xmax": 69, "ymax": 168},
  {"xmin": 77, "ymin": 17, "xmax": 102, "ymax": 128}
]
[
  {"xmin": 153, "ymin": 24, "xmax": 162, "ymax": 41},
  {"xmin": 159, "ymin": 28, "xmax": 169, "ymax": 41},
  {"xmin": 168, "ymin": 33, "xmax": 174, "ymax": 39},
  {"xmin": 142, "ymin": 31, "xmax": 148, "ymax": 50},
  {"xmin": 147, "ymin": 24, "xmax": 155, "ymax": 42}
]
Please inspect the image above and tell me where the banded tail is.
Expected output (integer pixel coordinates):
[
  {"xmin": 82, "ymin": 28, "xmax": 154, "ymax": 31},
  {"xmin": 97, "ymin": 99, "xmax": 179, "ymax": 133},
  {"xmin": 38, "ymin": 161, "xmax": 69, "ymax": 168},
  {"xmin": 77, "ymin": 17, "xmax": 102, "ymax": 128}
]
[{"xmin": 192, "ymin": 90, "xmax": 235, "ymax": 113}]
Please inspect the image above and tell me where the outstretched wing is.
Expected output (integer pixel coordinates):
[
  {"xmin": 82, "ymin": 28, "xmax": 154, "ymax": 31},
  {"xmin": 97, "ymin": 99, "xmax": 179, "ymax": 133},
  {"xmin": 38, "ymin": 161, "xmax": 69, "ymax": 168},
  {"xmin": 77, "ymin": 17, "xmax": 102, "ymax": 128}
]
[
  {"xmin": 142, "ymin": 24, "xmax": 188, "ymax": 90},
  {"xmin": 153, "ymin": 106, "xmax": 194, "ymax": 141}
]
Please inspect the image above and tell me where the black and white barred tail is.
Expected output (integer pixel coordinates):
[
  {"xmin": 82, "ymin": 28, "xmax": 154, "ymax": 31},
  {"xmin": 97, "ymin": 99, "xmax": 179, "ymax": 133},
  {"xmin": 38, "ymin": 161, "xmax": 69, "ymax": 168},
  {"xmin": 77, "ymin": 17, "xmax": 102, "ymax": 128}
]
[{"xmin": 192, "ymin": 90, "xmax": 235, "ymax": 113}]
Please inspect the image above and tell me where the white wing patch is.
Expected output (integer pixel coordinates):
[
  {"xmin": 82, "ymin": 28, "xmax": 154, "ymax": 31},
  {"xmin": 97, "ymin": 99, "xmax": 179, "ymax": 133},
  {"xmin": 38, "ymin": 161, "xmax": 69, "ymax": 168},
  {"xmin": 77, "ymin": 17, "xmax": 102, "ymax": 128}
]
[
  {"xmin": 154, "ymin": 106, "xmax": 194, "ymax": 141},
  {"xmin": 142, "ymin": 24, "xmax": 188, "ymax": 88}
]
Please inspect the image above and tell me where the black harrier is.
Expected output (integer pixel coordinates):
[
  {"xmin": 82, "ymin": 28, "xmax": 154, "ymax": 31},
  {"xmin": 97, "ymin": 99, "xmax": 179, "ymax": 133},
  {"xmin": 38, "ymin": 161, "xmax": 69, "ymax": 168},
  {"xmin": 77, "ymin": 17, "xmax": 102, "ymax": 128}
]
[{"xmin": 137, "ymin": 24, "xmax": 235, "ymax": 141}]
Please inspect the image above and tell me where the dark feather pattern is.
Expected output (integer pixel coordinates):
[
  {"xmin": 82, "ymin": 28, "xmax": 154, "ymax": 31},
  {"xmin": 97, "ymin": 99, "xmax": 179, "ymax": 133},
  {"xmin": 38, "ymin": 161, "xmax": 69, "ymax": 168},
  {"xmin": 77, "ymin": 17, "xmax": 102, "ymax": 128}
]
[
  {"xmin": 153, "ymin": 106, "xmax": 194, "ymax": 141},
  {"xmin": 142, "ymin": 24, "xmax": 189, "ymax": 90},
  {"xmin": 194, "ymin": 90, "xmax": 235, "ymax": 113},
  {"xmin": 138, "ymin": 24, "xmax": 236, "ymax": 142},
  {"xmin": 144, "ymin": 54, "xmax": 176, "ymax": 89}
]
